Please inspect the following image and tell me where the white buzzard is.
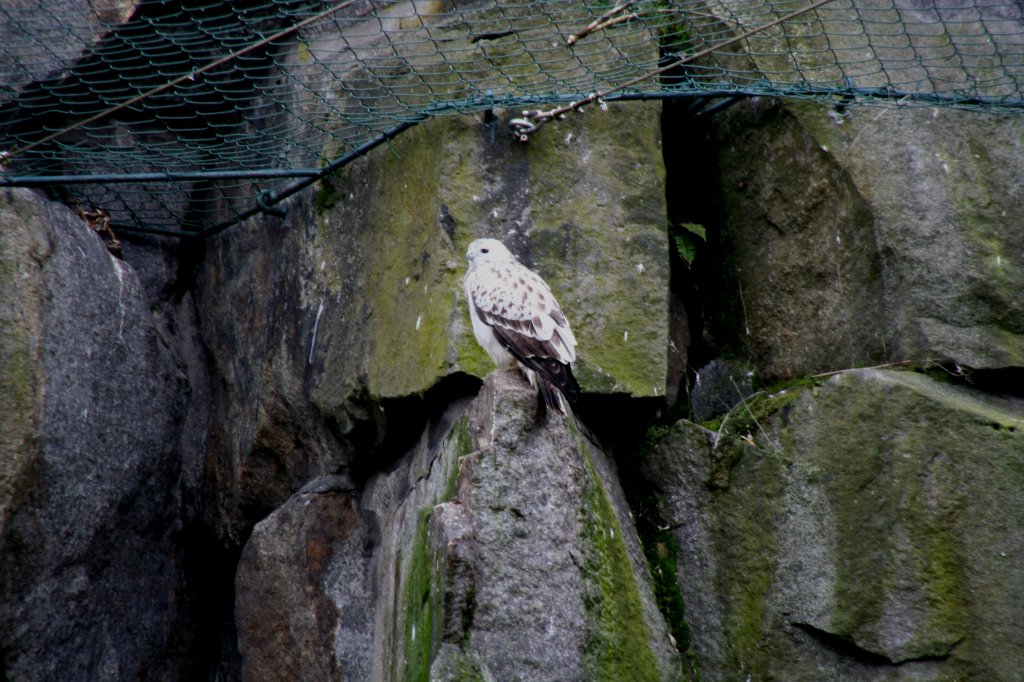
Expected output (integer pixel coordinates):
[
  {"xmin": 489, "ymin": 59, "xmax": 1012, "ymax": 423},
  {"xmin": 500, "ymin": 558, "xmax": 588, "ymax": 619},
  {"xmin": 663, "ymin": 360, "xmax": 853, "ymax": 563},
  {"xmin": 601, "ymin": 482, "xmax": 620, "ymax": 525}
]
[{"xmin": 463, "ymin": 238, "xmax": 580, "ymax": 414}]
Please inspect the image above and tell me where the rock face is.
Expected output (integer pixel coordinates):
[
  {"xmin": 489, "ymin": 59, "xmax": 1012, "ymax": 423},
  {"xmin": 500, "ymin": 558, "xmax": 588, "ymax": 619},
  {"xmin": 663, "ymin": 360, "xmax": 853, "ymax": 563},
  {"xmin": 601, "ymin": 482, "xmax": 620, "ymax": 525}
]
[
  {"xmin": 194, "ymin": 198, "xmax": 346, "ymax": 545},
  {"xmin": 195, "ymin": 98, "xmax": 669, "ymax": 541},
  {"xmin": 0, "ymin": 188, "xmax": 192, "ymax": 680},
  {"xmin": 662, "ymin": 98, "xmax": 1024, "ymax": 680},
  {"xmin": 2, "ymin": 90, "xmax": 674, "ymax": 680},
  {"xmin": 0, "ymin": 0, "xmax": 137, "ymax": 105},
  {"xmin": 431, "ymin": 371, "xmax": 679, "ymax": 681},
  {"xmin": 645, "ymin": 369, "xmax": 1024, "ymax": 681},
  {"xmin": 235, "ymin": 370, "xmax": 682, "ymax": 681},
  {"xmin": 791, "ymin": 103, "xmax": 1024, "ymax": 371},
  {"xmin": 235, "ymin": 475, "xmax": 373, "ymax": 681},
  {"xmin": 681, "ymin": 98, "xmax": 1024, "ymax": 379},
  {"xmin": 3, "ymin": 14, "xmax": 1024, "ymax": 680},
  {"xmin": 310, "ymin": 104, "xmax": 669, "ymax": 404}
]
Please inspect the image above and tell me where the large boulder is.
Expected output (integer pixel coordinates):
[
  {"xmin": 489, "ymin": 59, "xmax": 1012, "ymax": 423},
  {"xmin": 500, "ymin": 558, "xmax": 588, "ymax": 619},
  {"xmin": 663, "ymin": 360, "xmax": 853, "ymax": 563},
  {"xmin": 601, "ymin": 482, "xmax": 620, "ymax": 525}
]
[
  {"xmin": 645, "ymin": 368, "xmax": 1024, "ymax": 681},
  {"xmin": 235, "ymin": 475, "xmax": 374, "ymax": 681},
  {"xmin": 427, "ymin": 370, "xmax": 680, "ymax": 680},
  {"xmin": 311, "ymin": 105, "xmax": 670, "ymax": 405},
  {"xmin": 682, "ymin": 99, "xmax": 1024, "ymax": 379},
  {"xmin": 195, "ymin": 103, "xmax": 669, "ymax": 537},
  {"xmin": 235, "ymin": 389, "xmax": 473, "ymax": 682},
  {"xmin": 790, "ymin": 102, "xmax": 1024, "ymax": 371},
  {"xmin": 194, "ymin": 198, "xmax": 349, "ymax": 544},
  {"xmin": 0, "ymin": 188, "xmax": 191, "ymax": 679},
  {"xmin": 235, "ymin": 369, "xmax": 684, "ymax": 681}
]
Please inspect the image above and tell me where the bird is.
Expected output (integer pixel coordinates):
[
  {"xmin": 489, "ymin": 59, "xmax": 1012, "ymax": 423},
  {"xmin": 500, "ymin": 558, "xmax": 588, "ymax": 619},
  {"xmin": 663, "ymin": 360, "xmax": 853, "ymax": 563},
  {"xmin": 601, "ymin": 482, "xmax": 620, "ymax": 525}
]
[{"xmin": 463, "ymin": 238, "xmax": 580, "ymax": 415}]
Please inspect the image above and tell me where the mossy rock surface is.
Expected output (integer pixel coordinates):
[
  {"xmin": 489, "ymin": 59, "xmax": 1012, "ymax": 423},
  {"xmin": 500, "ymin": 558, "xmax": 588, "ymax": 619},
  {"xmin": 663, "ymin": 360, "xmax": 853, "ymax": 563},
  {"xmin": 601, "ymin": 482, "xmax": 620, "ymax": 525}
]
[
  {"xmin": 646, "ymin": 368, "xmax": 1024, "ymax": 681},
  {"xmin": 311, "ymin": 104, "xmax": 668, "ymax": 412},
  {"xmin": 424, "ymin": 369, "xmax": 682, "ymax": 680},
  {"xmin": 689, "ymin": 98, "xmax": 1024, "ymax": 378},
  {"xmin": 0, "ymin": 189, "xmax": 48, "ymax": 535}
]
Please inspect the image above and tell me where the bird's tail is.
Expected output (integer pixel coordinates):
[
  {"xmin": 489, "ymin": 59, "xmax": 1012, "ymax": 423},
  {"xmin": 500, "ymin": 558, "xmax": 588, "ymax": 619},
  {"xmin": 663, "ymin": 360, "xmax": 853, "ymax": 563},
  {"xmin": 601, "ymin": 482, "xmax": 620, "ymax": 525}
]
[
  {"xmin": 537, "ymin": 376, "xmax": 569, "ymax": 416},
  {"xmin": 518, "ymin": 358, "xmax": 579, "ymax": 418}
]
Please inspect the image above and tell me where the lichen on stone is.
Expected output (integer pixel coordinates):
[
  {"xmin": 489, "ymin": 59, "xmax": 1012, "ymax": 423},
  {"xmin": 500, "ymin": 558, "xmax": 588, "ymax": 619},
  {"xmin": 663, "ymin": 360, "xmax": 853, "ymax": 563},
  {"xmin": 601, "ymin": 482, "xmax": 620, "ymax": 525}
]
[
  {"xmin": 577, "ymin": 440, "xmax": 662, "ymax": 681},
  {"xmin": 402, "ymin": 507, "xmax": 442, "ymax": 682},
  {"xmin": 399, "ymin": 413, "xmax": 473, "ymax": 680}
]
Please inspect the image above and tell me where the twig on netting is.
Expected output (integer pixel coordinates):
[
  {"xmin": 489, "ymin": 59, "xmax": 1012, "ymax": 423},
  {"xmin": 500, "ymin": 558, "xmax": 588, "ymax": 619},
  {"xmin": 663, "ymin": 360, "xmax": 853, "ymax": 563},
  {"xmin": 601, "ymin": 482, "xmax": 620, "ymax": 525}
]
[
  {"xmin": 511, "ymin": 0, "xmax": 838, "ymax": 142},
  {"xmin": 566, "ymin": 2, "xmax": 638, "ymax": 46}
]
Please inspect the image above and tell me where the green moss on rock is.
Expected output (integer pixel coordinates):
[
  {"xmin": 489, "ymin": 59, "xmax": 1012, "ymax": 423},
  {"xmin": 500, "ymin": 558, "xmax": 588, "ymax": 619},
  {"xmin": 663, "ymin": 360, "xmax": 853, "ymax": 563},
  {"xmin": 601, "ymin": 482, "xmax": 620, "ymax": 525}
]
[
  {"xmin": 794, "ymin": 370, "xmax": 1019, "ymax": 671},
  {"xmin": 403, "ymin": 507, "xmax": 441, "ymax": 682},
  {"xmin": 702, "ymin": 376, "xmax": 817, "ymax": 440},
  {"xmin": 429, "ymin": 646, "xmax": 490, "ymax": 682},
  {"xmin": 314, "ymin": 102, "xmax": 669, "ymax": 403},
  {"xmin": 714, "ymin": 439, "xmax": 785, "ymax": 669},
  {"xmin": 0, "ymin": 191, "xmax": 47, "ymax": 532},
  {"xmin": 626, "ymin": 426, "xmax": 692, "ymax": 655},
  {"xmin": 453, "ymin": 310, "xmax": 496, "ymax": 380},
  {"xmin": 815, "ymin": 371, "xmax": 987, "ymax": 659},
  {"xmin": 314, "ymin": 120, "xmax": 471, "ymax": 400},
  {"xmin": 401, "ymin": 414, "xmax": 474, "ymax": 679},
  {"xmin": 443, "ymin": 416, "xmax": 472, "ymax": 501},
  {"xmin": 579, "ymin": 444, "xmax": 662, "ymax": 681},
  {"xmin": 359, "ymin": 132, "xmax": 455, "ymax": 396},
  {"xmin": 526, "ymin": 104, "xmax": 669, "ymax": 398}
]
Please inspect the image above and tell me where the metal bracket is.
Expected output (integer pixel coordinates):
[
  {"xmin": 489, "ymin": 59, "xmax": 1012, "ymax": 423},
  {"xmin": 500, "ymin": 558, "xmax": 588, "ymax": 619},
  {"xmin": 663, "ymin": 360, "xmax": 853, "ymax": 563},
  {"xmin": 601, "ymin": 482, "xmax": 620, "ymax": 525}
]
[{"xmin": 256, "ymin": 189, "xmax": 287, "ymax": 218}]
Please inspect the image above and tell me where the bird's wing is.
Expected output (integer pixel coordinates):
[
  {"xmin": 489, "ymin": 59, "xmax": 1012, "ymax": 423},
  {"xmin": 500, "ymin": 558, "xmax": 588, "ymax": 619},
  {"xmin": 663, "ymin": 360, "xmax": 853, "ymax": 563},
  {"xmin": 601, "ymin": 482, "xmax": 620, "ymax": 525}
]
[{"xmin": 466, "ymin": 262, "xmax": 577, "ymax": 365}]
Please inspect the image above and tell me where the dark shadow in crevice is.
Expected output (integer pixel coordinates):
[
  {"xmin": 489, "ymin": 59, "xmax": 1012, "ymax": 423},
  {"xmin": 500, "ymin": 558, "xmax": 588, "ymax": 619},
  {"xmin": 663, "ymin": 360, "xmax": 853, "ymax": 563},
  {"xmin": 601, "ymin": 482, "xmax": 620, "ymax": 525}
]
[
  {"xmin": 349, "ymin": 372, "xmax": 482, "ymax": 483},
  {"xmin": 792, "ymin": 622, "xmax": 895, "ymax": 666},
  {"xmin": 574, "ymin": 393, "xmax": 665, "ymax": 455},
  {"xmin": 937, "ymin": 364, "xmax": 1024, "ymax": 400},
  {"xmin": 660, "ymin": 96, "xmax": 740, "ymax": 416},
  {"xmin": 792, "ymin": 622, "xmax": 957, "ymax": 667},
  {"xmin": 177, "ymin": 525, "xmax": 244, "ymax": 681}
]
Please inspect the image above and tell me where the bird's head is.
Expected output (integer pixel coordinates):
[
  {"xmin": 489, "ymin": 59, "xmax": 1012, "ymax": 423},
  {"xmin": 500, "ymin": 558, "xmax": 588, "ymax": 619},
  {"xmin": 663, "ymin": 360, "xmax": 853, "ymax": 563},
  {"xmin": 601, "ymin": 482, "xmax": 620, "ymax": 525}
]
[{"xmin": 466, "ymin": 238, "xmax": 516, "ymax": 267}]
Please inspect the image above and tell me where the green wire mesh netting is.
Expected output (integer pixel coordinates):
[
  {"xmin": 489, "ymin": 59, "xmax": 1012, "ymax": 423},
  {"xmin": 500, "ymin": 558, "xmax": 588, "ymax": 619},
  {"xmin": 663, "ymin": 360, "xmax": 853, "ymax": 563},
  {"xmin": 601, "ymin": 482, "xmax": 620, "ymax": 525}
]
[{"xmin": 1, "ymin": 0, "xmax": 1022, "ymax": 237}]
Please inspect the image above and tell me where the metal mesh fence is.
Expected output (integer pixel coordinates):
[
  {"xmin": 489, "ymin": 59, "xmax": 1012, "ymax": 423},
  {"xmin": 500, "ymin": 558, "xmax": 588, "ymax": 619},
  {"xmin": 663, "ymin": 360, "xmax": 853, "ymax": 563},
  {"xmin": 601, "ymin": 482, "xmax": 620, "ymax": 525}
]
[{"xmin": 1, "ymin": 0, "xmax": 1022, "ymax": 237}]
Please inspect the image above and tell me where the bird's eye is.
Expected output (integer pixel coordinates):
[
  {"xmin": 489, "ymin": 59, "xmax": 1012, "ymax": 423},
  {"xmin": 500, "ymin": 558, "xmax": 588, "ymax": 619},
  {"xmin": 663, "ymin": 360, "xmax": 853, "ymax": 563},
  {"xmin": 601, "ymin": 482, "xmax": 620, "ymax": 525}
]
[{"xmin": 481, "ymin": 248, "xmax": 490, "ymax": 254}]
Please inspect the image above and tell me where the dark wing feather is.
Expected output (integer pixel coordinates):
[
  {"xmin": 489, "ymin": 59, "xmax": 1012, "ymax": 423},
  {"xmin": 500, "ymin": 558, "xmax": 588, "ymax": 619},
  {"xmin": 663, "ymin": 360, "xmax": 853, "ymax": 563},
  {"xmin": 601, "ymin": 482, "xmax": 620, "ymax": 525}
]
[{"xmin": 490, "ymin": 325, "xmax": 580, "ymax": 403}]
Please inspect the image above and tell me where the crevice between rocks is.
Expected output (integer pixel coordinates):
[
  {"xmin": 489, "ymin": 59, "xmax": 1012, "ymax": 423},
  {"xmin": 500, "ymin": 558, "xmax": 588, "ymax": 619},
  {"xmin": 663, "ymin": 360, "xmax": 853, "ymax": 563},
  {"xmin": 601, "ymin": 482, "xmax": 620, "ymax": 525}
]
[
  {"xmin": 792, "ymin": 622, "xmax": 956, "ymax": 668},
  {"xmin": 575, "ymin": 392, "xmax": 697, "ymax": 669},
  {"xmin": 350, "ymin": 372, "xmax": 482, "ymax": 483},
  {"xmin": 928, "ymin": 364, "xmax": 1024, "ymax": 400}
]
